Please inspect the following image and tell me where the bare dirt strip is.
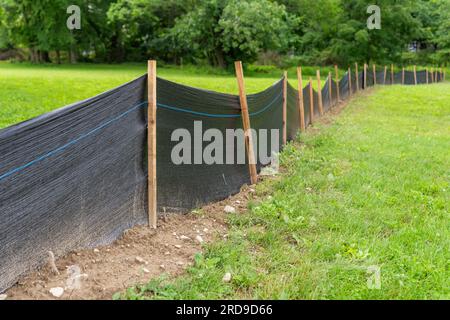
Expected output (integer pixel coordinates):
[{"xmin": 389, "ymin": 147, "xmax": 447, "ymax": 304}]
[{"xmin": 6, "ymin": 185, "xmax": 256, "ymax": 300}]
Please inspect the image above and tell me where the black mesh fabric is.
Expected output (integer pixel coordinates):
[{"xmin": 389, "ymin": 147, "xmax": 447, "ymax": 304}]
[
  {"xmin": 0, "ymin": 68, "xmax": 443, "ymax": 292},
  {"xmin": 322, "ymin": 77, "xmax": 331, "ymax": 112},
  {"xmin": 339, "ymin": 72, "xmax": 350, "ymax": 100},
  {"xmin": 0, "ymin": 76, "xmax": 148, "ymax": 292},
  {"xmin": 286, "ymin": 82, "xmax": 300, "ymax": 141}
]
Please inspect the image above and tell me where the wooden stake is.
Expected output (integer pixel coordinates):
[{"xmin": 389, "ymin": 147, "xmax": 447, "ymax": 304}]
[
  {"xmin": 282, "ymin": 71, "xmax": 287, "ymax": 145},
  {"xmin": 373, "ymin": 64, "xmax": 377, "ymax": 85},
  {"xmin": 316, "ymin": 70, "xmax": 324, "ymax": 116},
  {"xmin": 328, "ymin": 72, "xmax": 333, "ymax": 108},
  {"xmin": 413, "ymin": 65, "xmax": 417, "ymax": 85},
  {"xmin": 384, "ymin": 66, "xmax": 387, "ymax": 85},
  {"xmin": 234, "ymin": 61, "xmax": 258, "ymax": 185},
  {"xmin": 309, "ymin": 77, "xmax": 314, "ymax": 124},
  {"xmin": 426, "ymin": 68, "xmax": 429, "ymax": 84},
  {"xmin": 335, "ymin": 65, "xmax": 340, "ymax": 102},
  {"xmin": 402, "ymin": 67, "xmax": 405, "ymax": 85},
  {"xmin": 147, "ymin": 60, "xmax": 157, "ymax": 229},
  {"xmin": 348, "ymin": 67, "xmax": 352, "ymax": 96},
  {"xmin": 296, "ymin": 67, "xmax": 305, "ymax": 132},
  {"xmin": 355, "ymin": 63, "xmax": 359, "ymax": 92},
  {"xmin": 391, "ymin": 64, "xmax": 394, "ymax": 85}
]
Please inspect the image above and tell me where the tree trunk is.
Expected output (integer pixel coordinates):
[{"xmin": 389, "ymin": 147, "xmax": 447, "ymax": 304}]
[
  {"xmin": 56, "ymin": 50, "xmax": 61, "ymax": 64},
  {"xmin": 69, "ymin": 46, "xmax": 77, "ymax": 63},
  {"xmin": 215, "ymin": 49, "xmax": 226, "ymax": 69},
  {"xmin": 40, "ymin": 51, "xmax": 51, "ymax": 63}
]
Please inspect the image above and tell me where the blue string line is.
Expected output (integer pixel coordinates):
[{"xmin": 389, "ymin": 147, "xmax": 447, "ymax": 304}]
[
  {"xmin": 156, "ymin": 92, "xmax": 282, "ymax": 118},
  {"xmin": 0, "ymin": 92, "xmax": 282, "ymax": 182},
  {"xmin": 0, "ymin": 101, "xmax": 147, "ymax": 182}
]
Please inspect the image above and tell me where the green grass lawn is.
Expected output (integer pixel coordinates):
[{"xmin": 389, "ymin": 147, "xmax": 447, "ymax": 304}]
[
  {"xmin": 0, "ymin": 62, "xmax": 343, "ymax": 129},
  {"xmin": 118, "ymin": 83, "xmax": 450, "ymax": 300}
]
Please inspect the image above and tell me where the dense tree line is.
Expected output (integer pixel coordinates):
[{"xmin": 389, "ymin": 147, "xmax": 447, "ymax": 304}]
[{"xmin": 0, "ymin": 0, "xmax": 448, "ymax": 67}]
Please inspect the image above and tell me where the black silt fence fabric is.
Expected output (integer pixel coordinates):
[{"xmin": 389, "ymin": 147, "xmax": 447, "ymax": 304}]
[
  {"xmin": 0, "ymin": 76, "xmax": 148, "ymax": 292},
  {"xmin": 366, "ymin": 70, "xmax": 374, "ymax": 87},
  {"xmin": 286, "ymin": 82, "xmax": 300, "ymax": 141},
  {"xmin": 376, "ymin": 71, "xmax": 386, "ymax": 85},
  {"xmin": 331, "ymin": 79, "xmax": 338, "ymax": 105},
  {"xmin": 313, "ymin": 89, "xmax": 320, "ymax": 117},
  {"xmin": 435, "ymin": 71, "xmax": 442, "ymax": 82},
  {"xmin": 394, "ymin": 72, "xmax": 402, "ymax": 84},
  {"xmin": 302, "ymin": 85, "xmax": 312, "ymax": 126},
  {"xmin": 351, "ymin": 72, "xmax": 357, "ymax": 94},
  {"xmin": 322, "ymin": 77, "xmax": 331, "ymax": 112},
  {"xmin": 339, "ymin": 72, "xmax": 350, "ymax": 100},
  {"xmin": 417, "ymin": 70, "xmax": 427, "ymax": 83},
  {"xmin": 358, "ymin": 71, "xmax": 364, "ymax": 90},
  {"xmin": 156, "ymin": 77, "xmax": 285, "ymax": 212}
]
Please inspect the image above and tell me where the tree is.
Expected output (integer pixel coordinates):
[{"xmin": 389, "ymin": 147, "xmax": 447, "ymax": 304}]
[{"xmin": 169, "ymin": 0, "xmax": 292, "ymax": 67}]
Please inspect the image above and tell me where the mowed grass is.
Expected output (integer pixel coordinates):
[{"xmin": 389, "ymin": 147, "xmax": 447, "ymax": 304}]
[
  {"xmin": 0, "ymin": 63, "xmax": 276, "ymax": 129},
  {"xmin": 0, "ymin": 62, "xmax": 338, "ymax": 129},
  {"xmin": 118, "ymin": 83, "xmax": 449, "ymax": 300}
]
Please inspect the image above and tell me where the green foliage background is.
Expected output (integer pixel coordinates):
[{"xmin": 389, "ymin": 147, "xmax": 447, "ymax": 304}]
[{"xmin": 0, "ymin": 0, "xmax": 449, "ymax": 66}]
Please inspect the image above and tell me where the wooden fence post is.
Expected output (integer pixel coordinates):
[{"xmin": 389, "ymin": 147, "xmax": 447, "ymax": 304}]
[
  {"xmin": 348, "ymin": 67, "xmax": 352, "ymax": 96},
  {"xmin": 235, "ymin": 61, "xmax": 258, "ymax": 185},
  {"xmin": 309, "ymin": 77, "xmax": 314, "ymax": 124},
  {"xmin": 147, "ymin": 60, "xmax": 157, "ymax": 229},
  {"xmin": 282, "ymin": 71, "xmax": 287, "ymax": 145},
  {"xmin": 426, "ymin": 68, "xmax": 429, "ymax": 84},
  {"xmin": 384, "ymin": 66, "xmax": 387, "ymax": 85},
  {"xmin": 355, "ymin": 63, "xmax": 359, "ymax": 92},
  {"xmin": 335, "ymin": 65, "xmax": 340, "ymax": 102},
  {"xmin": 373, "ymin": 64, "xmax": 377, "ymax": 85},
  {"xmin": 328, "ymin": 71, "xmax": 333, "ymax": 108},
  {"xmin": 317, "ymin": 70, "xmax": 324, "ymax": 116},
  {"xmin": 296, "ymin": 67, "xmax": 305, "ymax": 132},
  {"xmin": 391, "ymin": 64, "xmax": 394, "ymax": 85},
  {"xmin": 414, "ymin": 65, "xmax": 417, "ymax": 85},
  {"xmin": 402, "ymin": 67, "xmax": 405, "ymax": 85}
]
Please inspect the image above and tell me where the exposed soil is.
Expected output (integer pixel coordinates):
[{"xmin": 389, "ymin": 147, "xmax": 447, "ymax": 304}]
[
  {"xmin": 5, "ymin": 93, "xmax": 358, "ymax": 300},
  {"xmin": 6, "ymin": 184, "xmax": 256, "ymax": 300}
]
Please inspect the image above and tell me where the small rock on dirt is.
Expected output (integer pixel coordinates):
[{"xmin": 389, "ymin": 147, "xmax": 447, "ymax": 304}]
[
  {"xmin": 174, "ymin": 245, "xmax": 182, "ymax": 249},
  {"xmin": 93, "ymin": 249, "xmax": 100, "ymax": 253},
  {"xmin": 135, "ymin": 256, "xmax": 148, "ymax": 265},
  {"xmin": 222, "ymin": 273, "xmax": 232, "ymax": 283},
  {"xmin": 49, "ymin": 287, "xmax": 64, "ymax": 298},
  {"xmin": 195, "ymin": 235, "xmax": 204, "ymax": 244},
  {"xmin": 142, "ymin": 268, "xmax": 150, "ymax": 274},
  {"xmin": 0, "ymin": 294, "xmax": 7, "ymax": 300},
  {"xmin": 224, "ymin": 205, "xmax": 236, "ymax": 213},
  {"xmin": 160, "ymin": 265, "xmax": 165, "ymax": 270},
  {"xmin": 180, "ymin": 235, "xmax": 191, "ymax": 241}
]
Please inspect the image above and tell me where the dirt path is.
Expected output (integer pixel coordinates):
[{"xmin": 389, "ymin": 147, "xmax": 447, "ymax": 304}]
[{"xmin": 6, "ymin": 185, "xmax": 256, "ymax": 300}]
